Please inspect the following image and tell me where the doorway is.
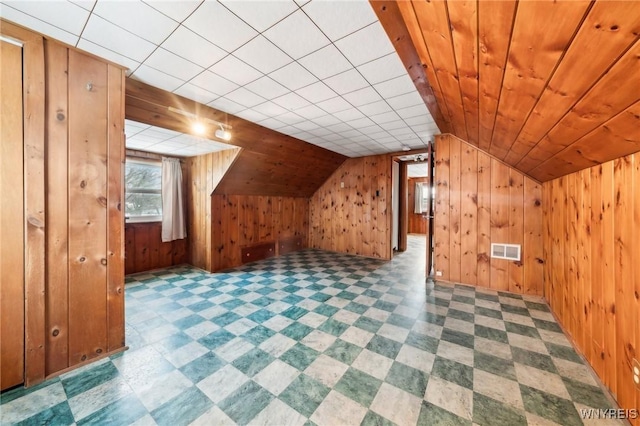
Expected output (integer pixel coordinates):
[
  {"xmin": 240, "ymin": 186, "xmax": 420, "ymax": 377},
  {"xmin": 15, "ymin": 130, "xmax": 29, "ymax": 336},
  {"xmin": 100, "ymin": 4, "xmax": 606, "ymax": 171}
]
[{"xmin": 392, "ymin": 142, "xmax": 435, "ymax": 278}]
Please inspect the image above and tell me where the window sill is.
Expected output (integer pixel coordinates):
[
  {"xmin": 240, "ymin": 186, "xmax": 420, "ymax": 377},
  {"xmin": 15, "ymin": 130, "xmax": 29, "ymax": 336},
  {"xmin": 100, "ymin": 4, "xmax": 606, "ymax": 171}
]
[{"xmin": 125, "ymin": 216, "xmax": 162, "ymax": 224}]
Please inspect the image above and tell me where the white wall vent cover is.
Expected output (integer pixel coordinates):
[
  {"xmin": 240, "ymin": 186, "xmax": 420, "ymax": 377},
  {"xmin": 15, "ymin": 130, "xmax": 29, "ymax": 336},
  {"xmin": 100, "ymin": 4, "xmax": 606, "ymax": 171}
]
[{"xmin": 491, "ymin": 243, "xmax": 521, "ymax": 261}]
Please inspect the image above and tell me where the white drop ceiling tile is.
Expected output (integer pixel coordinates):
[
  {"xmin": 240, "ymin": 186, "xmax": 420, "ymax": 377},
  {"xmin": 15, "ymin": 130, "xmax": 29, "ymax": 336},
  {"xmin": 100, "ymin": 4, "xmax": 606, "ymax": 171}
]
[
  {"xmin": 263, "ymin": 10, "xmax": 330, "ymax": 60},
  {"xmin": 335, "ymin": 21, "xmax": 394, "ymax": 67},
  {"xmin": 125, "ymin": 121, "xmax": 150, "ymax": 136},
  {"xmin": 162, "ymin": 26, "xmax": 228, "ymax": 69},
  {"xmin": 190, "ymin": 71, "xmax": 238, "ymax": 96},
  {"xmin": 69, "ymin": 0, "xmax": 96, "ymax": 11},
  {"xmin": 347, "ymin": 117, "xmax": 376, "ymax": 129},
  {"xmin": 396, "ymin": 103, "xmax": 430, "ymax": 120},
  {"xmin": 245, "ymin": 76, "xmax": 290, "ymax": 100},
  {"xmin": 173, "ymin": 83, "xmax": 218, "ymax": 105},
  {"xmin": 224, "ymin": 87, "xmax": 266, "ymax": 108},
  {"xmin": 235, "ymin": 109, "xmax": 269, "ymax": 123},
  {"xmin": 295, "ymin": 81, "xmax": 337, "ymax": 104},
  {"xmin": 308, "ymin": 128, "xmax": 334, "ymax": 137},
  {"xmin": 131, "ymin": 65, "xmax": 184, "ymax": 92},
  {"xmin": 357, "ymin": 53, "xmax": 406, "ymax": 85},
  {"xmin": 386, "ymin": 92, "xmax": 424, "ymax": 111},
  {"xmin": 298, "ymin": 44, "xmax": 351, "ymax": 80},
  {"xmin": 348, "ymin": 134, "xmax": 371, "ymax": 143},
  {"xmin": 322, "ymin": 134, "xmax": 343, "ymax": 143},
  {"xmin": 126, "ymin": 138, "xmax": 156, "ymax": 149},
  {"xmin": 275, "ymin": 111, "xmax": 306, "ymax": 126},
  {"xmin": 312, "ymin": 114, "xmax": 341, "ymax": 127},
  {"xmin": 0, "ymin": 5, "xmax": 80, "ymax": 46},
  {"xmin": 340, "ymin": 129, "xmax": 364, "ymax": 140},
  {"xmin": 324, "ymin": 69, "xmax": 369, "ymax": 96},
  {"xmin": 295, "ymin": 105, "xmax": 326, "ymax": 120},
  {"xmin": 82, "ymin": 15, "xmax": 156, "ymax": 62},
  {"xmin": 92, "ymin": 0, "xmax": 178, "ymax": 44},
  {"xmin": 294, "ymin": 0, "xmax": 310, "ymax": 6},
  {"xmin": 404, "ymin": 116, "xmax": 433, "ymax": 127},
  {"xmin": 145, "ymin": 48, "xmax": 204, "ymax": 81},
  {"xmin": 272, "ymin": 92, "xmax": 310, "ymax": 111},
  {"xmin": 316, "ymin": 96, "xmax": 352, "ymax": 114},
  {"xmin": 302, "ymin": 0, "xmax": 377, "ymax": 41},
  {"xmin": 127, "ymin": 132, "xmax": 164, "ymax": 144},
  {"xmin": 358, "ymin": 100, "xmax": 393, "ymax": 117},
  {"xmin": 374, "ymin": 75, "xmax": 416, "ymax": 99},
  {"xmin": 410, "ymin": 123, "xmax": 440, "ymax": 133},
  {"xmin": 258, "ymin": 117, "xmax": 287, "ymax": 130},
  {"xmin": 270, "ymin": 63, "xmax": 319, "ymax": 93},
  {"xmin": 369, "ymin": 110, "xmax": 402, "ymax": 125},
  {"xmin": 3, "ymin": 1, "xmax": 90, "ymax": 35},
  {"xmin": 183, "ymin": 1, "xmax": 257, "ymax": 52},
  {"xmin": 144, "ymin": 0, "xmax": 203, "ymax": 22},
  {"xmin": 290, "ymin": 131, "xmax": 314, "ymax": 140},
  {"xmin": 210, "ymin": 55, "xmax": 262, "ymax": 86},
  {"xmin": 342, "ymin": 87, "xmax": 382, "ymax": 107},
  {"xmin": 76, "ymin": 39, "xmax": 140, "ymax": 74},
  {"xmin": 333, "ymin": 108, "xmax": 365, "ymax": 122},
  {"xmin": 365, "ymin": 129, "xmax": 392, "ymax": 140},
  {"xmin": 233, "ymin": 36, "xmax": 292, "ymax": 75},
  {"xmin": 358, "ymin": 124, "xmax": 384, "ymax": 135},
  {"xmin": 375, "ymin": 136, "xmax": 400, "ymax": 144},
  {"xmin": 388, "ymin": 127, "xmax": 416, "ymax": 138},
  {"xmin": 327, "ymin": 122, "xmax": 353, "ymax": 134},
  {"xmin": 384, "ymin": 120, "xmax": 410, "ymax": 131},
  {"xmin": 277, "ymin": 125, "xmax": 300, "ymax": 135},
  {"xmin": 292, "ymin": 120, "xmax": 320, "ymax": 132},
  {"xmin": 220, "ymin": 0, "xmax": 298, "ymax": 32},
  {"xmin": 207, "ymin": 97, "xmax": 246, "ymax": 115},
  {"xmin": 253, "ymin": 101, "xmax": 289, "ymax": 117}
]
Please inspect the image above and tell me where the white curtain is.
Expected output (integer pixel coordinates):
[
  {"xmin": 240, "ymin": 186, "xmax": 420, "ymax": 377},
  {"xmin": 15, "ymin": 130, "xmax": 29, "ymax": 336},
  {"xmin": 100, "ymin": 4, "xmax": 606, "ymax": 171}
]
[
  {"xmin": 414, "ymin": 182, "xmax": 424, "ymax": 214},
  {"xmin": 162, "ymin": 157, "xmax": 186, "ymax": 242}
]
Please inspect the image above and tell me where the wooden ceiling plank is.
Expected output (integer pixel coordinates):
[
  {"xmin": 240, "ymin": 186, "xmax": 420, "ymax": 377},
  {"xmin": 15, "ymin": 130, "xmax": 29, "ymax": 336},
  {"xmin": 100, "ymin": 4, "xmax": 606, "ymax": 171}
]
[
  {"xmin": 447, "ymin": 0, "xmax": 480, "ymax": 147},
  {"xmin": 489, "ymin": 0, "xmax": 592, "ymax": 160},
  {"xmin": 517, "ymin": 40, "xmax": 640, "ymax": 172},
  {"xmin": 411, "ymin": 0, "xmax": 469, "ymax": 141},
  {"xmin": 372, "ymin": 0, "xmax": 451, "ymax": 134},
  {"xmin": 529, "ymin": 100, "xmax": 640, "ymax": 181},
  {"xmin": 506, "ymin": 1, "xmax": 640, "ymax": 166},
  {"xmin": 477, "ymin": 0, "xmax": 517, "ymax": 152}
]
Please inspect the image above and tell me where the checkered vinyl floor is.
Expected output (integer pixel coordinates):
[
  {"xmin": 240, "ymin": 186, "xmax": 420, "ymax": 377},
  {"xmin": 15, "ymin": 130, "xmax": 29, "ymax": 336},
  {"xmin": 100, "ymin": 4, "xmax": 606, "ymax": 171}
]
[{"xmin": 1, "ymin": 236, "xmax": 621, "ymax": 425}]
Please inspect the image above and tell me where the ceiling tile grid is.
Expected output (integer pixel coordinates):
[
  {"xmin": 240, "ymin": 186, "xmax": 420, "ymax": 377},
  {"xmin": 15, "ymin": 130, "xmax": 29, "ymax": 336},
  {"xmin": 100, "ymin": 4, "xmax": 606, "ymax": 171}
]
[{"xmin": 2, "ymin": 0, "xmax": 440, "ymax": 157}]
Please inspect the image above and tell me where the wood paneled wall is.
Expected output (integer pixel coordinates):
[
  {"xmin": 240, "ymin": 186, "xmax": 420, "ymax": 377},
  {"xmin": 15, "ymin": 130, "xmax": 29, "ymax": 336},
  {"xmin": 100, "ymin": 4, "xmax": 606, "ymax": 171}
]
[
  {"xmin": 124, "ymin": 223, "xmax": 188, "ymax": 274},
  {"xmin": 378, "ymin": 0, "xmax": 640, "ymax": 182},
  {"xmin": 1, "ymin": 19, "xmax": 126, "ymax": 385},
  {"xmin": 310, "ymin": 155, "xmax": 392, "ymax": 260},
  {"xmin": 185, "ymin": 148, "xmax": 240, "ymax": 271},
  {"xmin": 543, "ymin": 153, "xmax": 639, "ymax": 422},
  {"xmin": 211, "ymin": 195, "xmax": 309, "ymax": 271},
  {"xmin": 408, "ymin": 177, "xmax": 429, "ymax": 234},
  {"xmin": 434, "ymin": 134, "xmax": 543, "ymax": 295}
]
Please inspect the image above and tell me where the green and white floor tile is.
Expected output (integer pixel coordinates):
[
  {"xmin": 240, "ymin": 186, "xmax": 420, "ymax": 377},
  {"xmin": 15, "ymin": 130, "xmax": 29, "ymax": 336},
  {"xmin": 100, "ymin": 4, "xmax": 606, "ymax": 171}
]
[{"xmin": 1, "ymin": 236, "xmax": 622, "ymax": 425}]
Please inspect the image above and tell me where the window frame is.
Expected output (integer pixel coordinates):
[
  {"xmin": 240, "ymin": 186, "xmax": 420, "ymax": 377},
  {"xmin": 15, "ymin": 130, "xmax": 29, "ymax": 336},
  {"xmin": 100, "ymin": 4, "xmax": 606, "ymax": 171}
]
[{"xmin": 124, "ymin": 158, "xmax": 163, "ymax": 223}]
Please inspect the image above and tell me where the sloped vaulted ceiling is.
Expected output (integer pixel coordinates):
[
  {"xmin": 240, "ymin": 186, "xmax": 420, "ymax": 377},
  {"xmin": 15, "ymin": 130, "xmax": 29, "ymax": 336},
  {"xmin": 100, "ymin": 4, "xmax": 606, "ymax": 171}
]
[{"xmin": 373, "ymin": 0, "xmax": 640, "ymax": 182}]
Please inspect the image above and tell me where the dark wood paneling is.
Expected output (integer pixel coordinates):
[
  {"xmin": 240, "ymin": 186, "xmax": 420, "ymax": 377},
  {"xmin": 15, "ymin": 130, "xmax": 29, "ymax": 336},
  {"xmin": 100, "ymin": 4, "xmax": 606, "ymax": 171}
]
[
  {"xmin": 310, "ymin": 155, "xmax": 392, "ymax": 260},
  {"xmin": 543, "ymin": 153, "xmax": 639, "ymax": 424},
  {"xmin": 124, "ymin": 223, "xmax": 188, "ymax": 274},
  {"xmin": 125, "ymin": 79, "xmax": 346, "ymax": 198},
  {"xmin": 0, "ymin": 38, "xmax": 25, "ymax": 390},
  {"xmin": 434, "ymin": 135, "xmax": 543, "ymax": 295},
  {"xmin": 383, "ymin": 1, "xmax": 640, "ymax": 182},
  {"xmin": 211, "ymin": 195, "xmax": 308, "ymax": 271},
  {"xmin": 407, "ymin": 177, "xmax": 428, "ymax": 234}
]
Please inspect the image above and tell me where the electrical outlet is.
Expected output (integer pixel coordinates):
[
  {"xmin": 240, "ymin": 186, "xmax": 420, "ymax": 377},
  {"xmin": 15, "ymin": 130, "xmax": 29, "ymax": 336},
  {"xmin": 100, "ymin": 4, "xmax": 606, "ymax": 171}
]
[
  {"xmin": 340, "ymin": 182, "xmax": 344, "ymax": 188},
  {"xmin": 633, "ymin": 358, "xmax": 640, "ymax": 389},
  {"xmin": 435, "ymin": 271, "xmax": 443, "ymax": 277}
]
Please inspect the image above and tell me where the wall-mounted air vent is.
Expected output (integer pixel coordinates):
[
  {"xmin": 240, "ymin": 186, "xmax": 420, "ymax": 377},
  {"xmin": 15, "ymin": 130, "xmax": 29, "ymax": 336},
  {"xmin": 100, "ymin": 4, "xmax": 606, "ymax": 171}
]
[{"xmin": 491, "ymin": 243, "xmax": 521, "ymax": 261}]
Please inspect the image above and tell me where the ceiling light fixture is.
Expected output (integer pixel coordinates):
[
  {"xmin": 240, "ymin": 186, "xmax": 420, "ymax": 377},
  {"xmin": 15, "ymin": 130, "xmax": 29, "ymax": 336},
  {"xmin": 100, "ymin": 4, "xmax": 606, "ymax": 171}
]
[
  {"xmin": 214, "ymin": 125, "xmax": 232, "ymax": 142},
  {"xmin": 168, "ymin": 106, "xmax": 233, "ymax": 141},
  {"xmin": 402, "ymin": 145, "xmax": 411, "ymax": 151}
]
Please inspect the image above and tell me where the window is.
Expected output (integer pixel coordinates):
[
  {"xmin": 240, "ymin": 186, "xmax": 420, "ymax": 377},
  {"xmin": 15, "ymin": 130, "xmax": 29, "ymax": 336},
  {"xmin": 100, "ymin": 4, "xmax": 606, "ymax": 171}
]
[{"xmin": 125, "ymin": 159, "xmax": 162, "ymax": 222}]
